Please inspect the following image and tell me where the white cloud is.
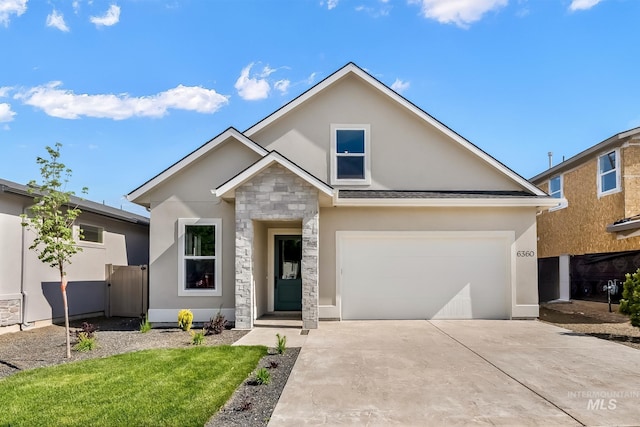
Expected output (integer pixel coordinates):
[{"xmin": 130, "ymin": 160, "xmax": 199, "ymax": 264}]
[
  {"xmin": 411, "ymin": 0, "xmax": 508, "ymax": 28},
  {"xmin": 306, "ymin": 72, "xmax": 317, "ymax": 85},
  {"xmin": 0, "ymin": 0, "xmax": 27, "ymax": 26},
  {"xmin": 274, "ymin": 79, "xmax": 291, "ymax": 95},
  {"xmin": 0, "ymin": 103, "xmax": 16, "ymax": 122},
  {"xmin": 46, "ymin": 9, "xmax": 70, "ymax": 32},
  {"xmin": 569, "ymin": 0, "xmax": 603, "ymax": 11},
  {"xmin": 72, "ymin": 1, "xmax": 80, "ymax": 14},
  {"xmin": 234, "ymin": 63, "xmax": 271, "ymax": 101},
  {"xmin": 90, "ymin": 4, "xmax": 120, "ymax": 27},
  {"xmin": 325, "ymin": 0, "xmax": 339, "ymax": 10},
  {"xmin": 15, "ymin": 82, "xmax": 229, "ymax": 120},
  {"xmin": 391, "ymin": 78, "xmax": 410, "ymax": 94},
  {"xmin": 0, "ymin": 86, "xmax": 12, "ymax": 97}
]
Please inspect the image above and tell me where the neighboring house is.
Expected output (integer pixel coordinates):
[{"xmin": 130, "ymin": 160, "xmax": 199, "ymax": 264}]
[
  {"xmin": 127, "ymin": 63, "xmax": 558, "ymax": 329},
  {"xmin": 531, "ymin": 127, "xmax": 640, "ymax": 302},
  {"xmin": 0, "ymin": 178, "xmax": 150, "ymax": 334}
]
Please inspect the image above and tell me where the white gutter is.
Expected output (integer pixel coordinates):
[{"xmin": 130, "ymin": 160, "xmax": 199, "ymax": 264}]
[{"xmin": 333, "ymin": 197, "xmax": 565, "ymax": 208}]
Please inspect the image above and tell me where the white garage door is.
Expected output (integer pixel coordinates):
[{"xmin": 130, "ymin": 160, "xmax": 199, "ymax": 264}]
[{"xmin": 339, "ymin": 231, "xmax": 512, "ymax": 320}]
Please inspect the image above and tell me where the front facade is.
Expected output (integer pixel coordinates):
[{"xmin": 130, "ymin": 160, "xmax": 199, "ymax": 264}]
[
  {"xmin": 129, "ymin": 63, "xmax": 557, "ymax": 329},
  {"xmin": 0, "ymin": 178, "xmax": 149, "ymax": 333},
  {"xmin": 531, "ymin": 127, "xmax": 640, "ymax": 301}
]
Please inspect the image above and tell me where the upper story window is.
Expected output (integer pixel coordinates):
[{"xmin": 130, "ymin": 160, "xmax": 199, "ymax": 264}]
[
  {"xmin": 177, "ymin": 218, "xmax": 222, "ymax": 296},
  {"xmin": 331, "ymin": 124, "xmax": 371, "ymax": 185},
  {"xmin": 79, "ymin": 224, "xmax": 104, "ymax": 244},
  {"xmin": 549, "ymin": 176, "xmax": 562, "ymax": 198},
  {"xmin": 548, "ymin": 175, "xmax": 567, "ymax": 211},
  {"xmin": 598, "ymin": 149, "xmax": 620, "ymax": 197}
]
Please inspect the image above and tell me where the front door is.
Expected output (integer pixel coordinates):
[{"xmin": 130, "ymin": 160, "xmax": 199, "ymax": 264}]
[{"xmin": 274, "ymin": 235, "xmax": 302, "ymax": 311}]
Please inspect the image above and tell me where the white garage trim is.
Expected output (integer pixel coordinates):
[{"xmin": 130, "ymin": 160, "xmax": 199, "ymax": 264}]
[{"xmin": 336, "ymin": 231, "xmax": 515, "ymax": 320}]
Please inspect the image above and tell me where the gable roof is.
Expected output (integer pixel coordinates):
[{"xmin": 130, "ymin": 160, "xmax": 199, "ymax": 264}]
[
  {"xmin": 127, "ymin": 127, "xmax": 267, "ymax": 202},
  {"xmin": 216, "ymin": 151, "xmax": 333, "ymax": 203},
  {"xmin": 530, "ymin": 126, "xmax": 640, "ymax": 183},
  {"xmin": 1, "ymin": 178, "xmax": 149, "ymax": 225},
  {"xmin": 244, "ymin": 62, "xmax": 546, "ymax": 197}
]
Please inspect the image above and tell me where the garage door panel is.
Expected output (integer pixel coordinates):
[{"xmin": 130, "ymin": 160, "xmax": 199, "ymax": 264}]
[{"xmin": 339, "ymin": 232, "xmax": 510, "ymax": 320}]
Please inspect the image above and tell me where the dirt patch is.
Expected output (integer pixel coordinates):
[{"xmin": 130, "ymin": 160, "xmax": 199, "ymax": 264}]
[{"xmin": 539, "ymin": 300, "xmax": 640, "ymax": 350}]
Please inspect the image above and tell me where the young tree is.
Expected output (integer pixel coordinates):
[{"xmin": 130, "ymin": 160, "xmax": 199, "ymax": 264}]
[{"xmin": 21, "ymin": 143, "xmax": 87, "ymax": 358}]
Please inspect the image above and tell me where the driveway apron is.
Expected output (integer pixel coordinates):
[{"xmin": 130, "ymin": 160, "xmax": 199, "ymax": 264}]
[{"xmin": 268, "ymin": 320, "xmax": 640, "ymax": 426}]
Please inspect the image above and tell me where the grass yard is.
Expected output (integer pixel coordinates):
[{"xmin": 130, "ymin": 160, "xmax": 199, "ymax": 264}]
[{"xmin": 0, "ymin": 345, "xmax": 268, "ymax": 427}]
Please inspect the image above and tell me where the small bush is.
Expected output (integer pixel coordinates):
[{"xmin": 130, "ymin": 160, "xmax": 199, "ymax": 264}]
[
  {"xmin": 191, "ymin": 329, "xmax": 206, "ymax": 346},
  {"xmin": 275, "ymin": 333, "xmax": 287, "ymax": 354},
  {"xmin": 139, "ymin": 318, "xmax": 152, "ymax": 333},
  {"xmin": 177, "ymin": 309, "xmax": 193, "ymax": 331},
  {"xmin": 254, "ymin": 367, "xmax": 271, "ymax": 385},
  {"xmin": 620, "ymin": 268, "xmax": 640, "ymax": 327},
  {"xmin": 73, "ymin": 333, "xmax": 97, "ymax": 352},
  {"xmin": 268, "ymin": 360, "xmax": 279, "ymax": 369},
  {"xmin": 204, "ymin": 307, "xmax": 227, "ymax": 335},
  {"xmin": 75, "ymin": 322, "xmax": 97, "ymax": 339}
]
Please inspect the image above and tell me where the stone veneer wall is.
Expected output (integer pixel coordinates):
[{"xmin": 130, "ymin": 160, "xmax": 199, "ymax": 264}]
[
  {"xmin": 235, "ymin": 163, "xmax": 319, "ymax": 329},
  {"xmin": 0, "ymin": 298, "xmax": 21, "ymax": 327}
]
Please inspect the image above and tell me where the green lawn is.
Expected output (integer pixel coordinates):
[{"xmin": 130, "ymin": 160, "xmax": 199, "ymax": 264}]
[{"xmin": 0, "ymin": 345, "xmax": 268, "ymax": 427}]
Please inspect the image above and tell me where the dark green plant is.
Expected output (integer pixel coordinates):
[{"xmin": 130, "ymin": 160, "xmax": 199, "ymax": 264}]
[
  {"xmin": 204, "ymin": 306, "xmax": 227, "ymax": 335},
  {"xmin": 191, "ymin": 329, "xmax": 206, "ymax": 345},
  {"xmin": 275, "ymin": 333, "xmax": 287, "ymax": 354},
  {"xmin": 619, "ymin": 268, "xmax": 640, "ymax": 327},
  {"xmin": 21, "ymin": 143, "xmax": 88, "ymax": 358},
  {"xmin": 254, "ymin": 367, "xmax": 270, "ymax": 385}
]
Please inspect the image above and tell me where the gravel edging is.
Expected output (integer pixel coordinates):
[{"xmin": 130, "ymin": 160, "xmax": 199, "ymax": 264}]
[{"xmin": 206, "ymin": 347, "xmax": 300, "ymax": 427}]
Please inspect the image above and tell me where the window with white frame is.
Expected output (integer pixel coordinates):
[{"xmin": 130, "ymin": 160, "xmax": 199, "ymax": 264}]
[
  {"xmin": 79, "ymin": 224, "xmax": 104, "ymax": 244},
  {"xmin": 331, "ymin": 124, "xmax": 371, "ymax": 185},
  {"xmin": 178, "ymin": 218, "xmax": 222, "ymax": 296},
  {"xmin": 598, "ymin": 149, "xmax": 620, "ymax": 196},
  {"xmin": 548, "ymin": 175, "xmax": 567, "ymax": 210}
]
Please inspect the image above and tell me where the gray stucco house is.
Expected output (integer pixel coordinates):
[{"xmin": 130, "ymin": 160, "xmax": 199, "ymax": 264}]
[{"xmin": 128, "ymin": 63, "xmax": 558, "ymax": 329}]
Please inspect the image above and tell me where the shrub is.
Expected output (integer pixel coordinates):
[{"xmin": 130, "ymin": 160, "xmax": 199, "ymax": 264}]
[
  {"xmin": 139, "ymin": 317, "xmax": 152, "ymax": 333},
  {"xmin": 191, "ymin": 329, "xmax": 206, "ymax": 346},
  {"xmin": 254, "ymin": 367, "xmax": 270, "ymax": 385},
  {"xmin": 73, "ymin": 333, "xmax": 97, "ymax": 352},
  {"xmin": 177, "ymin": 309, "xmax": 193, "ymax": 331},
  {"xmin": 275, "ymin": 333, "xmax": 287, "ymax": 354},
  {"xmin": 75, "ymin": 322, "xmax": 97, "ymax": 339},
  {"xmin": 204, "ymin": 307, "xmax": 227, "ymax": 335},
  {"xmin": 620, "ymin": 268, "xmax": 640, "ymax": 327}
]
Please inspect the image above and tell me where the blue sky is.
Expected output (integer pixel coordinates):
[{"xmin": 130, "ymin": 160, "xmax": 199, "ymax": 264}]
[{"xmin": 1, "ymin": 0, "xmax": 639, "ymax": 216}]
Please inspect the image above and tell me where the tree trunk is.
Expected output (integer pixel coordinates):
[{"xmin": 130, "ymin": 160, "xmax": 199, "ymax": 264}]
[{"xmin": 61, "ymin": 276, "xmax": 71, "ymax": 358}]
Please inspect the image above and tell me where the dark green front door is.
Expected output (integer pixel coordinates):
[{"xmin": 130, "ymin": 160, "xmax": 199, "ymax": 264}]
[{"xmin": 274, "ymin": 235, "xmax": 302, "ymax": 311}]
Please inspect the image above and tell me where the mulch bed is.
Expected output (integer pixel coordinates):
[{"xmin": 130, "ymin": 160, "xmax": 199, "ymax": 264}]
[{"xmin": 0, "ymin": 317, "xmax": 300, "ymax": 427}]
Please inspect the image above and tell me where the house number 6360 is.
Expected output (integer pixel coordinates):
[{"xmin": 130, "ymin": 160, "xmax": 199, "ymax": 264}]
[{"xmin": 517, "ymin": 251, "xmax": 535, "ymax": 257}]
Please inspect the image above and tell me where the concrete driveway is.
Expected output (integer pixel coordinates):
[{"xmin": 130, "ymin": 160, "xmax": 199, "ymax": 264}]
[{"xmin": 268, "ymin": 320, "xmax": 640, "ymax": 426}]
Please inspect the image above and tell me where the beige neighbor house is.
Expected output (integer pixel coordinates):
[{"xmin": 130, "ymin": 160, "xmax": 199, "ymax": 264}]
[
  {"xmin": 0, "ymin": 178, "xmax": 149, "ymax": 334},
  {"xmin": 531, "ymin": 127, "xmax": 640, "ymax": 303},
  {"xmin": 128, "ymin": 63, "xmax": 558, "ymax": 330}
]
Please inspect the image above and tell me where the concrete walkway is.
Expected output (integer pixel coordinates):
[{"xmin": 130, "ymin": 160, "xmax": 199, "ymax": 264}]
[{"xmin": 265, "ymin": 320, "xmax": 640, "ymax": 426}]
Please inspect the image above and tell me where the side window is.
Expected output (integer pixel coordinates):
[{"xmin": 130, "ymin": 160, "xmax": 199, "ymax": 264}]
[
  {"xmin": 598, "ymin": 150, "xmax": 620, "ymax": 196},
  {"xmin": 79, "ymin": 224, "xmax": 104, "ymax": 244},
  {"xmin": 331, "ymin": 125, "xmax": 370, "ymax": 185},
  {"xmin": 178, "ymin": 218, "xmax": 222, "ymax": 296},
  {"xmin": 548, "ymin": 175, "xmax": 567, "ymax": 211}
]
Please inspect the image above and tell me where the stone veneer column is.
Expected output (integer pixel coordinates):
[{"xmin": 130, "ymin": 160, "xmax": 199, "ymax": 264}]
[
  {"xmin": 234, "ymin": 164, "xmax": 319, "ymax": 329},
  {"xmin": 0, "ymin": 299, "xmax": 21, "ymax": 327}
]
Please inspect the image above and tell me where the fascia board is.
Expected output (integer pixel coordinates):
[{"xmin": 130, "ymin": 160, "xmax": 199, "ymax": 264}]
[
  {"xmin": 127, "ymin": 128, "xmax": 267, "ymax": 203},
  {"xmin": 334, "ymin": 197, "xmax": 563, "ymax": 208}
]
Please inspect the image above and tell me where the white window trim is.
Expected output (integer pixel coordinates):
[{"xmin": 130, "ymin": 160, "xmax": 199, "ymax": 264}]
[
  {"xmin": 548, "ymin": 175, "xmax": 568, "ymax": 211},
  {"xmin": 330, "ymin": 124, "xmax": 371, "ymax": 185},
  {"xmin": 597, "ymin": 148, "xmax": 621, "ymax": 198},
  {"xmin": 177, "ymin": 218, "xmax": 222, "ymax": 297},
  {"xmin": 75, "ymin": 223, "xmax": 105, "ymax": 246}
]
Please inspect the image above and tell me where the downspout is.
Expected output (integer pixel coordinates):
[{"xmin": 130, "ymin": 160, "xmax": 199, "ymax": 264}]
[{"xmin": 20, "ymin": 204, "xmax": 31, "ymax": 329}]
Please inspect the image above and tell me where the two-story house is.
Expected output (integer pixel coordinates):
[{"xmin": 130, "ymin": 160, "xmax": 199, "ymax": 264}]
[
  {"xmin": 531, "ymin": 127, "xmax": 640, "ymax": 303},
  {"xmin": 127, "ymin": 63, "xmax": 557, "ymax": 329}
]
